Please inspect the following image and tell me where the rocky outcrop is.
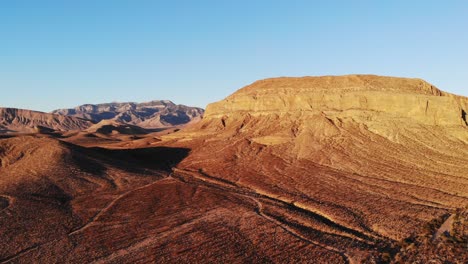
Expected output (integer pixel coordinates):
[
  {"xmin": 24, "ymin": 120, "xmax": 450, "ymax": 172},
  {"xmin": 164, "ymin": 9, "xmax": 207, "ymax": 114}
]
[
  {"xmin": 194, "ymin": 75, "xmax": 468, "ymax": 151},
  {"xmin": 52, "ymin": 100, "xmax": 204, "ymax": 128},
  {"xmin": 85, "ymin": 120, "xmax": 149, "ymax": 135},
  {"xmin": 205, "ymin": 75, "xmax": 468, "ymax": 127},
  {"xmin": 164, "ymin": 75, "xmax": 468, "ymax": 262},
  {"xmin": 0, "ymin": 108, "xmax": 93, "ymax": 133}
]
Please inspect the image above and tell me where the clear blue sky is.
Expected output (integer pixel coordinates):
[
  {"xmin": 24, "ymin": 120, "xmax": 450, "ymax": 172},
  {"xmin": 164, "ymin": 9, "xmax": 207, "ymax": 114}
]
[{"xmin": 1, "ymin": 1, "xmax": 467, "ymax": 112}]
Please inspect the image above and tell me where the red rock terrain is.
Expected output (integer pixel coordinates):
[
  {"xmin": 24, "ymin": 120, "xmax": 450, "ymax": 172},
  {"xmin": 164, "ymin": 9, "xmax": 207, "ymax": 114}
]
[
  {"xmin": 162, "ymin": 75, "xmax": 468, "ymax": 262},
  {"xmin": 0, "ymin": 108, "xmax": 93, "ymax": 133},
  {"xmin": 0, "ymin": 75, "xmax": 467, "ymax": 263}
]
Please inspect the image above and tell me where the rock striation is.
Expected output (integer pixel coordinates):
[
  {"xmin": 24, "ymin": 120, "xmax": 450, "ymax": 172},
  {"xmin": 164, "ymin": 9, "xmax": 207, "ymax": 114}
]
[
  {"xmin": 165, "ymin": 74, "xmax": 468, "ymax": 262},
  {"xmin": 194, "ymin": 75, "xmax": 468, "ymax": 152},
  {"xmin": 205, "ymin": 75, "xmax": 468, "ymax": 126}
]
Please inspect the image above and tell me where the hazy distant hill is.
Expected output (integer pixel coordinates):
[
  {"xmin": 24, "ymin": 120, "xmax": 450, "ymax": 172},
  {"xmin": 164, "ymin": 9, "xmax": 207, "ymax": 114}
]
[
  {"xmin": 0, "ymin": 107, "xmax": 93, "ymax": 133},
  {"xmin": 52, "ymin": 100, "xmax": 204, "ymax": 128}
]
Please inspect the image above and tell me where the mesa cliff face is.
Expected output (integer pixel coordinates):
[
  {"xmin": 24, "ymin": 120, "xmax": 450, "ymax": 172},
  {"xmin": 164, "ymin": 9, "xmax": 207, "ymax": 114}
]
[
  {"xmin": 205, "ymin": 75, "xmax": 467, "ymax": 126},
  {"xmin": 196, "ymin": 75, "xmax": 468, "ymax": 158},
  {"xmin": 0, "ymin": 108, "xmax": 93, "ymax": 133},
  {"xmin": 164, "ymin": 75, "xmax": 468, "ymax": 262}
]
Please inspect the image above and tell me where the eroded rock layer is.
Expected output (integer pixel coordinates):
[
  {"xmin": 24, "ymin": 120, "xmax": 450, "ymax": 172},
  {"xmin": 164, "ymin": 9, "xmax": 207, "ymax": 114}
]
[
  {"xmin": 206, "ymin": 75, "xmax": 467, "ymax": 126},
  {"xmin": 163, "ymin": 75, "xmax": 468, "ymax": 262},
  {"xmin": 0, "ymin": 75, "xmax": 467, "ymax": 263}
]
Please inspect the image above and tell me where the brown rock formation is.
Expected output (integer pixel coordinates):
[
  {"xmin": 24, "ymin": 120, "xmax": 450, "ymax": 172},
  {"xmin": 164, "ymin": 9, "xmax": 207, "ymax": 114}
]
[
  {"xmin": 0, "ymin": 75, "xmax": 467, "ymax": 263},
  {"xmin": 52, "ymin": 100, "xmax": 204, "ymax": 129},
  {"xmin": 164, "ymin": 75, "xmax": 468, "ymax": 262},
  {"xmin": 84, "ymin": 120, "xmax": 149, "ymax": 135},
  {"xmin": 0, "ymin": 108, "xmax": 93, "ymax": 133},
  {"xmin": 205, "ymin": 75, "xmax": 467, "ymax": 126}
]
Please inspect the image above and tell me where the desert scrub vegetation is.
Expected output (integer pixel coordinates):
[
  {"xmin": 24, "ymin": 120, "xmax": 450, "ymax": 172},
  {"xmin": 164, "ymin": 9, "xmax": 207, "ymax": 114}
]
[{"xmin": 364, "ymin": 209, "xmax": 468, "ymax": 264}]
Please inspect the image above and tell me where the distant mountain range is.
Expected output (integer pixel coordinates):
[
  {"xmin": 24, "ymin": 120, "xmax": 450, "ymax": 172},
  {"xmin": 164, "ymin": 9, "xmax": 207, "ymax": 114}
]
[
  {"xmin": 0, "ymin": 100, "xmax": 204, "ymax": 134},
  {"xmin": 0, "ymin": 108, "xmax": 93, "ymax": 133},
  {"xmin": 52, "ymin": 100, "xmax": 204, "ymax": 128}
]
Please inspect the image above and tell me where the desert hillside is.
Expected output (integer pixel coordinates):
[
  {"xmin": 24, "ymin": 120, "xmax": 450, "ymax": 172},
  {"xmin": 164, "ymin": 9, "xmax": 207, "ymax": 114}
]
[
  {"xmin": 52, "ymin": 100, "xmax": 204, "ymax": 129},
  {"xmin": 0, "ymin": 75, "xmax": 467, "ymax": 263},
  {"xmin": 0, "ymin": 108, "xmax": 93, "ymax": 133},
  {"xmin": 163, "ymin": 75, "xmax": 468, "ymax": 262}
]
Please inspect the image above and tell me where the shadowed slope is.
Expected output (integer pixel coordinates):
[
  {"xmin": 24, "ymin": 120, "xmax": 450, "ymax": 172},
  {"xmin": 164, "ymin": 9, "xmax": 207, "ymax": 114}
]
[
  {"xmin": 0, "ymin": 136, "xmax": 334, "ymax": 263},
  {"xmin": 84, "ymin": 120, "xmax": 149, "ymax": 135},
  {"xmin": 0, "ymin": 136, "xmax": 191, "ymax": 262},
  {"xmin": 161, "ymin": 75, "xmax": 468, "ymax": 262}
]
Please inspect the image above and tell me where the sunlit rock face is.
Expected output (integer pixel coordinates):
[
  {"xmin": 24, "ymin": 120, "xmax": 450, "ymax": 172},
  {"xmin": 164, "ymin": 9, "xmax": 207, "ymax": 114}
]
[
  {"xmin": 169, "ymin": 75, "xmax": 468, "ymax": 260},
  {"xmin": 205, "ymin": 75, "xmax": 467, "ymax": 126},
  {"xmin": 196, "ymin": 75, "xmax": 468, "ymax": 156}
]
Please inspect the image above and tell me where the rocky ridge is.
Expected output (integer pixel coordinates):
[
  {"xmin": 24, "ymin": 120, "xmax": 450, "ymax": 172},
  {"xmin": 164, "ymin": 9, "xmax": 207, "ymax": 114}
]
[
  {"xmin": 0, "ymin": 108, "xmax": 93, "ymax": 133},
  {"xmin": 52, "ymin": 100, "xmax": 204, "ymax": 129}
]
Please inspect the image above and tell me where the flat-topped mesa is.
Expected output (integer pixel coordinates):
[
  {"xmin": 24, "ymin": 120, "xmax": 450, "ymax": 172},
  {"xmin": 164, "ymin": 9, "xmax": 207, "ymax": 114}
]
[
  {"xmin": 234, "ymin": 75, "xmax": 445, "ymax": 96},
  {"xmin": 205, "ymin": 75, "xmax": 468, "ymax": 126}
]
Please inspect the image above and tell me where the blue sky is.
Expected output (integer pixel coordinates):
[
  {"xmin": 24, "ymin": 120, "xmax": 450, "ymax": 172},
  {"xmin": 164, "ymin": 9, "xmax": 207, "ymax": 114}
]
[{"xmin": 1, "ymin": 1, "xmax": 467, "ymax": 112}]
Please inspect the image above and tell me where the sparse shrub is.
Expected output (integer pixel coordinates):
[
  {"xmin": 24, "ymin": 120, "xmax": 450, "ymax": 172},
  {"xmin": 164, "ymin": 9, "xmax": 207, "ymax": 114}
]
[{"xmin": 381, "ymin": 252, "xmax": 391, "ymax": 263}]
